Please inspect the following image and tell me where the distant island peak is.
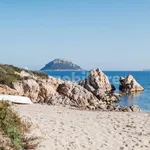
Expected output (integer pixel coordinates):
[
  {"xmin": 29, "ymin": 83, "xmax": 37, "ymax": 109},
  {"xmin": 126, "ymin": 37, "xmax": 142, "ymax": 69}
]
[{"xmin": 41, "ymin": 58, "xmax": 82, "ymax": 71}]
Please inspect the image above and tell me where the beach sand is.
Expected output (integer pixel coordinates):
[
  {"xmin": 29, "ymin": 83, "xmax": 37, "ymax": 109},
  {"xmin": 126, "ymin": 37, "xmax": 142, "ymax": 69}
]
[{"xmin": 14, "ymin": 104, "xmax": 150, "ymax": 150}]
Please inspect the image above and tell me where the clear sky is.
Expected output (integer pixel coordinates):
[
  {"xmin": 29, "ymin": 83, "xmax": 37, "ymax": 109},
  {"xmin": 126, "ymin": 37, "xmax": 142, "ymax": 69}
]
[{"xmin": 0, "ymin": 0, "xmax": 149, "ymax": 70}]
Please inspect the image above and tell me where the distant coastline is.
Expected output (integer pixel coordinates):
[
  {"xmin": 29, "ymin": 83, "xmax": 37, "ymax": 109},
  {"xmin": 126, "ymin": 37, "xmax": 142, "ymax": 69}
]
[{"xmin": 143, "ymin": 70, "xmax": 150, "ymax": 71}]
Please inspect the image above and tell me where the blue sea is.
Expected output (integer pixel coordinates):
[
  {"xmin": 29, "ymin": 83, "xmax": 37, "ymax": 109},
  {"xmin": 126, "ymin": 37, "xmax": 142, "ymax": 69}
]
[{"xmin": 42, "ymin": 70, "xmax": 150, "ymax": 112}]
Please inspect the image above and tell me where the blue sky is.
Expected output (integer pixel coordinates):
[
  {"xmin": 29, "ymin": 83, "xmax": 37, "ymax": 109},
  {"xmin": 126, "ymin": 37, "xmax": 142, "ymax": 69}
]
[{"xmin": 0, "ymin": 0, "xmax": 149, "ymax": 70}]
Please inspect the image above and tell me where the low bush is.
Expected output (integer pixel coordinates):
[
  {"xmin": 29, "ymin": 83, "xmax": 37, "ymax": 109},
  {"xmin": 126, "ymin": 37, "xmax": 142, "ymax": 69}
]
[
  {"xmin": 0, "ymin": 101, "xmax": 38, "ymax": 149},
  {"xmin": 0, "ymin": 64, "xmax": 48, "ymax": 87}
]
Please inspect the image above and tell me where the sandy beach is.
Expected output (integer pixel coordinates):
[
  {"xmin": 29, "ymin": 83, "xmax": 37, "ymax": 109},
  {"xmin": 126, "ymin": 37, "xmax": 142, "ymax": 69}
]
[{"xmin": 14, "ymin": 104, "xmax": 150, "ymax": 150}]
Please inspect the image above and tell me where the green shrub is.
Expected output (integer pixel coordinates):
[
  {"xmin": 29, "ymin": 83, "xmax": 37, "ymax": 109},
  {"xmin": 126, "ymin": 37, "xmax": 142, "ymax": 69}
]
[
  {"xmin": 0, "ymin": 67, "xmax": 7, "ymax": 74},
  {"xmin": 0, "ymin": 67, "xmax": 21, "ymax": 88},
  {"xmin": 0, "ymin": 64, "xmax": 48, "ymax": 87},
  {"xmin": 0, "ymin": 101, "xmax": 38, "ymax": 150},
  {"xmin": 7, "ymin": 65, "xmax": 22, "ymax": 73}
]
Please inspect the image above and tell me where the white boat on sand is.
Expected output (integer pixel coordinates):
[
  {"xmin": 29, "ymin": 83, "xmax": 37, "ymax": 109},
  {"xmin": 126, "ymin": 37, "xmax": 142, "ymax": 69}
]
[{"xmin": 0, "ymin": 95, "xmax": 33, "ymax": 104}]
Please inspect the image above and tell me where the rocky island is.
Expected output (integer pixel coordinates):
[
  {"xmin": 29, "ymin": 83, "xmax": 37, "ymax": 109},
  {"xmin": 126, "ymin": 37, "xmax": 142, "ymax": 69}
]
[{"xmin": 41, "ymin": 58, "xmax": 82, "ymax": 71}]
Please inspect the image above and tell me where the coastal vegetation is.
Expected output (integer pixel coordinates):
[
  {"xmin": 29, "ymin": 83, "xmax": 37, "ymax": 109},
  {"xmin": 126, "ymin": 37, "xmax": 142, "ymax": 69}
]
[
  {"xmin": 0, "ymin": 64, "xmax": 48, "ymax": 88},
  {"xmin": 0, "ymin": 101, "xmax": 38, "ymax": 150}
]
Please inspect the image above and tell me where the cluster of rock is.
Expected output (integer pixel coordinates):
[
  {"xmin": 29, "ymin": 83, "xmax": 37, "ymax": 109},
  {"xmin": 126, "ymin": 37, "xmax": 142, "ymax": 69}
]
[
  {"xmin": 119, "ymin": 75, "xmax": 144, "ymax": 94},
  {"xmin": 12, "ymin": 71, "xmax": 63, "ymax": 103},
  {"xmin": 78, "ymin": 68, "xmax": 120, "ymax": 110},
  {"xmin": 0, "ymin": 68, "xmax": 143, "ymax": 112},
  {"xmin": 115, "ymin": 105, "xmax": 142, "ymax": 112}
]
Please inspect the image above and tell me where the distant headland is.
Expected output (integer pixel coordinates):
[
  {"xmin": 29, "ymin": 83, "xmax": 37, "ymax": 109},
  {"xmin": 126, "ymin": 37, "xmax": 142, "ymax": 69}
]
[
  {"xmin": 143, "ymin": 69, "xmax": 150, "ymax": 71},
  {"xmin": 41, "ymin": 58, "xmax": 83, "ymax": 71}
]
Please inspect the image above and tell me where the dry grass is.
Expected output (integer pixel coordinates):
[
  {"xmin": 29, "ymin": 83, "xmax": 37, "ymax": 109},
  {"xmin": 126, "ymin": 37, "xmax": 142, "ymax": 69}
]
[
  {"xmin": 0, "ymin": 101, "xmax": 38, "ymax": 150},
  {"xmin": 0, "ymin": 64, "xmax": 48, "ymax": 88}
]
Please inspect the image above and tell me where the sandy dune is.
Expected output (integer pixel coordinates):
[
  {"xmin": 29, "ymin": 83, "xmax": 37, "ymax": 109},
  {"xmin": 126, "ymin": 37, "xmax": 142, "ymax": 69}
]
[{"xmin": 14, "ymin": 104, "xmax": 150, "ymax": 150}]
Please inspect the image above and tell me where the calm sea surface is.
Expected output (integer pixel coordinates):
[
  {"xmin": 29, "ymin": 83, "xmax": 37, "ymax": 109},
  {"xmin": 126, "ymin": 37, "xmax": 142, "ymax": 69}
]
[{"xmin": 43, "ymin": 70, "xmax": 150, "ymax": 112}]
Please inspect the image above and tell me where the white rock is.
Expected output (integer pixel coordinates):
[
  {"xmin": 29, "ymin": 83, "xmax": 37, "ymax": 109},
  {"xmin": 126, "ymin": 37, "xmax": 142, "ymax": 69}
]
[{"xmin": 119, "ymin": 75, "xmax": 144, "ymax": 93}]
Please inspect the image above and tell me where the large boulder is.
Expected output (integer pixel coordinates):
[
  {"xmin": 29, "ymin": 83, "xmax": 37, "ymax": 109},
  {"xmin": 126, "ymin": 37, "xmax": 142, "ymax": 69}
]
[
  {"xmin": 56, "ymin": 82, "xmax": 107, "ymax": 110},
  {"xmin": 79, "ymin": 68, "xmax": 115, "ymax": 93},
  {"xmin": 0, "ymin": 84, "xmax": 18, "ymax": 95},
  {"xmin": 37, "ymin": 80, "xmax": 57, "ymax": 103},
  {"xmin": 87, "ymin": 68, "xmax": 113, "ymax": 91},
  {"xmin": 13, "ymin": 79, "xmax": 40, "ymax": 102},
  {"xmin": 119, "ymin": 75, "xmax": 144, "ymax": 93},
  {"xmin": 12, "ymin": 73, "xmax": 63, "ymax": 103}
]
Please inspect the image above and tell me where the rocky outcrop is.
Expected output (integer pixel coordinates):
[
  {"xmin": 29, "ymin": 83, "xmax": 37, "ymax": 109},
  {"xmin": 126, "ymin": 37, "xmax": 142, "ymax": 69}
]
[
  {"xmin": 78, "ymin": 68, "xmax": 119, "ymax": 107},
  {"xmin": 0, "ymin": 69, "xmax": 117, "ymax": 111},
  {"xmin": 12, "ymin": 72, "xmax": 63, "ymax": 103},
  {"xmin": 0, "ymin": 84, "xmax": 18, "ymax": 95},
  {"xmin": 79, "ymin": 68, "xmax": 115, "ymax": 92},
  {"xmin": 0, "ymin": 68, "xmax": 142, "ymax": 112},
  {"xmin": 11, "ymin": 72, "xmax": 103, "ymax": 110},
  {"xmin": 119, "ymin": 75, "xmax": 144, "ymax": 93},
  {"xmin": 86, "ymin": 68, "xmax": 114, "ymax": 91}
]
